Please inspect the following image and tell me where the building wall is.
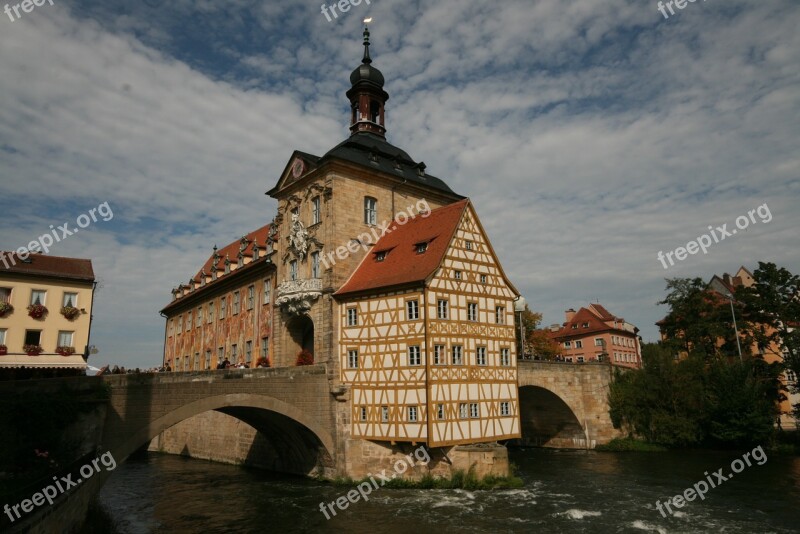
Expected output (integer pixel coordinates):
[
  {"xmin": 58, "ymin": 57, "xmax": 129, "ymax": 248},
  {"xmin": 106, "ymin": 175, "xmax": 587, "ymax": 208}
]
[
  {"xmin": 424, "ymin": 205, "xmax": 520, "ymax": 445},
  {"xmin": 0, "ymin": 275, "xmax": 93, "ymax": 355},
  {"xmin": 164, "ymin": 265, "xmax": 274, "ymax": 370},
  {"xmin": 555, "ymin": 330, "xmax": 641, "ymax": 368}
]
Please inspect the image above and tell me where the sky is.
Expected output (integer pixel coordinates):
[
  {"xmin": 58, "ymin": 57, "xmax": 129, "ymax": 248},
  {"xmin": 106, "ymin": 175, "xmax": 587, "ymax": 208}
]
[{"xmin": 1, "ymin": 0, "xmax": 798, "ymax": 369}]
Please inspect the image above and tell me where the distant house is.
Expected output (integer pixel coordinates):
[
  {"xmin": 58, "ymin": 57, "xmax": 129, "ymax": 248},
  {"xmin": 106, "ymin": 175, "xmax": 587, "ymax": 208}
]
[
  {"xmin": 657, "ymin": 266, "xmax": 798, "ymax": 428},
  {"xmin": 547, "ymin": 303, "xmax": 642, "ymax": 368},
  {"xmin": 0, "ymin": 252, "xmax": 96, "ymax": 378}
]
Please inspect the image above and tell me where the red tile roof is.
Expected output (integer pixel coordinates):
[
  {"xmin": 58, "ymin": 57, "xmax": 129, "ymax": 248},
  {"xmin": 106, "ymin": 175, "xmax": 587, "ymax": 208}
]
[
  {"xmin": 335, "ymin": 200, "xmax": 469, "ymax": 297},
  {"xmin": 548, "ymin": 305, "xmax": 636, "ymax": 340},
  {"xmin": 0, "ymin": 252, "xmax": 94, "ymax": 282},
  {"xmin": 192, "ymin": 223, "xmax": 272, "ymax": 282}
]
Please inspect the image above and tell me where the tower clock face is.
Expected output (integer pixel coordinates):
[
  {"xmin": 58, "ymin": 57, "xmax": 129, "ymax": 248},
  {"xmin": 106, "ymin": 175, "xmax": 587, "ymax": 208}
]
[{"xmin": 292, "ymin": 159, "xmax": 305, "ymax": 178}]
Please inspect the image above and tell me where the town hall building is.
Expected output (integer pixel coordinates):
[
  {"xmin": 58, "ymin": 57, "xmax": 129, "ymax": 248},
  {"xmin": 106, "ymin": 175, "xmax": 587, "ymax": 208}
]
[{"xmin": 161, "ymin": 27, "xmax": 521, "ymax": 471}]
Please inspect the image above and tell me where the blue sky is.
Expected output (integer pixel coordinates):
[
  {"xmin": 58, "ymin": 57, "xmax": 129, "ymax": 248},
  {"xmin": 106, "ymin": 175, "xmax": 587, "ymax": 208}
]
[{"xmin": 1, "ymin": 0, "xmax": 798, "ymax": 369}]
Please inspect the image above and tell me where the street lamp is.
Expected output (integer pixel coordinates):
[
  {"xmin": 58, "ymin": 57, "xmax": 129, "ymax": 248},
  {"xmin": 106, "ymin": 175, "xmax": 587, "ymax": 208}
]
[
  {"xmin": 726, "ymin": 292, "xmax": 743, "ymax": 361},
  {"xmin": 514, "ymin": 296, "xmax": 527, "ymax": 359}
]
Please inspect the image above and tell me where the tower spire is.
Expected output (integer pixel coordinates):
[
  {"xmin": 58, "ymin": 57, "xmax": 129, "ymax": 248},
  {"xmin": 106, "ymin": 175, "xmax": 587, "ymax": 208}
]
[{"xmin": 347, "ymin": 24, "xmax": 389, "ymax": 138}]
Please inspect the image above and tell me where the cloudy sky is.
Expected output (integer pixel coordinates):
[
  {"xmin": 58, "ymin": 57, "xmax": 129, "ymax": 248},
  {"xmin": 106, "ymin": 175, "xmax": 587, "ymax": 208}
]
[{"xmin": 1, "ymin": 0, "xmax": 798, "ymax": 369}]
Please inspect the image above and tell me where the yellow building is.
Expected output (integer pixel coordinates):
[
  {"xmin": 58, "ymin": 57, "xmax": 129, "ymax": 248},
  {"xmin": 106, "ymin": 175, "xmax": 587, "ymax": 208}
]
[{"xmin": 0, "ymin": 252, "xmax": 95, "ymax": 377}]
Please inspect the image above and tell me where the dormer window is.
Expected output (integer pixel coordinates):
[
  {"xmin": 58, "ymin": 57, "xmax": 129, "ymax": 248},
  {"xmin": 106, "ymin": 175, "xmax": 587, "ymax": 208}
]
[
  {"xmin": 582, "ymin": 322, "xmax": 590, "ymax": 328},
  {"xmin": 415, "ymin": 242, "xmax": 428, "ymax": 254},
  {"xmin": 375, "ymin": 251, "xmax": 387, "ymax": 262}
]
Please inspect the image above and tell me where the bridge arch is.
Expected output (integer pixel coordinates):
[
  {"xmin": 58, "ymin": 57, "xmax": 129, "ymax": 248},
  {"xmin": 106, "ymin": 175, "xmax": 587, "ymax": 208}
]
[
  {"xmin": 114, "ymin": 393, "xmax": 335, "ymax": 474},
  {"xmin": 517, "ymin": 385, "xmax": 587, "ymax": 448}
]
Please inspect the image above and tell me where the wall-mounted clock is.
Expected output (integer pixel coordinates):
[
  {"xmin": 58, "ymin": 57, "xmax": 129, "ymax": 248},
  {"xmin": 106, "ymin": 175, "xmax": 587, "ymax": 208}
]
[{"xmin": 292, "ymin": 159, "xmax": 305, "ymax": 178}]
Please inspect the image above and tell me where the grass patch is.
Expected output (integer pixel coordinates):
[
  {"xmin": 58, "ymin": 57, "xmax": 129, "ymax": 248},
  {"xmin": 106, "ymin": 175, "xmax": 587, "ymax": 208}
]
[{"xmin": 596, "ymin": 437, "xmax": 668, "ymax": 452}]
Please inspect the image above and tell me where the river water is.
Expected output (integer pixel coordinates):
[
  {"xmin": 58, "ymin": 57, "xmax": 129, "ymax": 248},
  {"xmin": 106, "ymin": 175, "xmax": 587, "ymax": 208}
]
[{"xmin": 94, "ymin": 448, "xmax": 799, "ymax": 533}]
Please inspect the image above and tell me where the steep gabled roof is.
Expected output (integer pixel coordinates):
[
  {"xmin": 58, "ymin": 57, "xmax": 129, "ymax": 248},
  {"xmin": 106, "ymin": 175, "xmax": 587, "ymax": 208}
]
[
  {"xmin": 0, "ymin": 252, "xmax": 94, "ymax": 282},
  {"xmin": 549, "ymin": 305, "xmax": 636, "ymax": 340},
  {"xmin": 191, "ymin": 223, "xmax": 272, "ymax": 283},
  {"xmin": 335, "ymin": 200, "xmax": 469, "ymax": 297}
]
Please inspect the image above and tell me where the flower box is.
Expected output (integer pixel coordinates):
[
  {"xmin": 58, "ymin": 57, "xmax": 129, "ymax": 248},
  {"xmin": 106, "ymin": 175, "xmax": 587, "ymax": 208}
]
[
  {"xmin": 27, "ymin": 304, "xmax": 48, "ymax": 319},
  {"xmin": 0, "ymin": 302, "xmax": 13, "ymax": 318},
  {"xmin": 23, "ymin": 344, "xmax": 43, "ymax": 356},
  {"xmin": 256, "ymin": 357, "xmax": 270, "ymax": 368},
  {"xmin": 56, "ymin": 346, "xmax": 76, "ymax": 356},
  {"xmin": 0, "ymin": 345, "xmax": 7, "ymax": 356},
  {"xmin": 60, "ymin": 306, "xmax": 81, "ymax": 321},
  {"xmin": 295, "ymin": 349, "xmax": 314, "ymax": 366}
]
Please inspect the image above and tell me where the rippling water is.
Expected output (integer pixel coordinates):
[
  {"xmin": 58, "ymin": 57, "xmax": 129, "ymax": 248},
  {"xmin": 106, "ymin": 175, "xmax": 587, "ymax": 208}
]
[{"xmin": 94, "ymin": 448, "xmax": 800, "ymax": 533}]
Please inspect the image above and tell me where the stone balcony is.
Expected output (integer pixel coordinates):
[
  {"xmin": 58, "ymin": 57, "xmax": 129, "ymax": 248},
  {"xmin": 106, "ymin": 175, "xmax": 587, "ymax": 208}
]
[{"xmin": 276, "ymin": 278, "xmax": 322, "ymax": 315}]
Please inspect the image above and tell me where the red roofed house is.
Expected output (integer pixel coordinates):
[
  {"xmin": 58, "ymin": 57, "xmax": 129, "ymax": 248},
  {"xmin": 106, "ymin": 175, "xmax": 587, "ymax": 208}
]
[
  {"xmin": 0, "ymin": 252, "xmax": 96, "ymax": 378},
  {"xmin": 548, "ymin": 303, "xmax": 642, "ymax": 369}
]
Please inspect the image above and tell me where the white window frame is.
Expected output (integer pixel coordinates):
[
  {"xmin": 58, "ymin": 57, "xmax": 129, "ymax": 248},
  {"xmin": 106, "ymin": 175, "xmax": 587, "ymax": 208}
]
[
  {"xmin": 476, "ymin": 346, "xmax": 487, "ymax": 366},
  {"xmin": 364, "ymin": 197, "xmax": 377, "ymax": 225},
  {"xmin": 247, "ymin": 285, "xmax": 255, "ymax": 310},
  {"xmin": 500, "ymin": 348, "xmax": 510, "ymax": 366},
  {"xmin": 62, "ymin": 292, "xmax": 78, "ymax": 307},
  {"xmin": 312, "ymin": 196, "xmax": 321, "ymax": 225},
  {"xmin": 434, "ymin": 345, "xmax": 445, "ymax": 365},
  {"xmin": 263, "ymin": 279, "xmax": 271, "ymax": 305},
  {"xmin": 348, "ymin": 349, "xmax": 359, "ymax": 369},
  {"xmin": 407, "ymin": 300, "xmax": 419, "ymax": 320},
  {"xmin": 408, "ymin": 406, "xmax": 418, "ymax": 422},
  {"xmin": 469, "ymin": 403, "xmax": 479, "ymax": 418},
  {"xmin": 467, "ymin": 302, "xmax": 478, "ymax": 322},
  {"xmin": 437, "ymin": 299, "xmax": 448, "ymax": 320},
  {"xmin": 495, "ymin": 306, "xmax": 505, "ymax": 324},
  {"xmin": 30, "ymin": 289, "xmax": 46, "ymax": 306},
  {"xmin": 452, "ymin": 345, "xmax": 463, "ymax": 365},
  {"xmin": 311, "ymin": 252, "xmax": 320, "ymax": 278},
  {"xmin": 500, "ymin": 402, "xmax": 510, "ymax": 416},
  {"xmin": 347, "ymin": 307, "xmax": 358, "ymax": 327},
  {"xmin": 408, "ymin": 345, "xmax": 421, "ymax": 366},
  {"xmin": 57, "ymin": 330, "xmax": 74, "ymax": 347},
  {"xmin": 233, "ymin": 291, "xmax": 240, "ymax": 315},
  {"xmin": 437, "ymin": 404, "xmax": 445, "ymax": 420},
  {"xmin": 459, "ymin": 403, "xmax": 468, "ymax": 419},
  {"xmin": 381, "ymin": 406, "xmax": 389, "ymax": 422}
]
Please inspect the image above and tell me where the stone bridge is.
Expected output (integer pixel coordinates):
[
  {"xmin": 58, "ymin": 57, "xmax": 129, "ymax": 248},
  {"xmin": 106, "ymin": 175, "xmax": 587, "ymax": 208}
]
[{"xmin": 516, "ymin": 360, "xmax": 620, "ymax": 449}]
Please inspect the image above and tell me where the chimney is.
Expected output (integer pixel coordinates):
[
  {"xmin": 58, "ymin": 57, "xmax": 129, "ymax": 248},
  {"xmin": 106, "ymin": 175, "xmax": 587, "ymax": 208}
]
[{"xmin": 565, "ymin": 308, "xmax": 576, "ymax": 322}]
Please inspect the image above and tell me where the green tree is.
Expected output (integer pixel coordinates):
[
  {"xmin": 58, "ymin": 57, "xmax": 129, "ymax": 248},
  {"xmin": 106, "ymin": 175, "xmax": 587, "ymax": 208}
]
[
  {"xmin": 658, "ymin": 277, "xmax": 749, "ymax": 360},
  {"xmin": 738, "ymin": 262, "xmax": 800, "ymax": 418}
]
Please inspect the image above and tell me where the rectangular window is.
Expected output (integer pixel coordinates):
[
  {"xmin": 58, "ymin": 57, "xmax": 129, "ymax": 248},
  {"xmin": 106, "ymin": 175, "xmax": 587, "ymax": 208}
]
[
  {"xmin": 263, "ymin": 279, "xmax": 271, "ymax": 305},
  {"xmin": 30, "ymin": 289, "xmax": 46, "ymax": 306},
  {"xmin": 62, "ymin": 292, "xmax": 78, "ymax": 307},
  {"xmin": 437, "ymin": 404, "xmax": 445, "ymax": 420},
  {"xmin": 220, "ymin": 297, "xmax": 226, "ymax": 319},
  {"xmin": 177, "ymin": 315, "xmax": 183, "ymax": 332},
  {"xmin": 57, "ymin": 331, "xmax": 73, "ymax": 347},
  {"xmin": 311, "ymin": 252, "xmax": 320, "ymax": 278},
  {"xmin": 407, "ymin": 300, "xmax": 419, "ymax": 320},
  {"xmin": 186, "ymin": 311, "xmax": 192, "ymax": 331},
  {"xmin": 459, "ymin": 403, "xmax": 468, "ymax": 419},
  {"xmin": 0, "ymin": 328, "xmax": 7, "ymax": 345},
  {"xmin": 359, "ymin": 407, "xmax": 367, "ymax": 421},
  {"xmin": 469, "ymin": 403, "xmax": 479, "ymax": 418},
  {"xmin": 495, "ymin": 306, "xmax": 505, "ymax": 324},
  {"xmin": 196, "ymin": 307, "xmax": 202, "ymax": 327},
  {"xmin": 381, "ymin": 406, "xmax": 389, "ymax": 423},
  {"xmin": 0, "ymin": 287, "xmax": 10, "ymax": 303},
  {"xmin": 465, "ymin": 240, "xmax": 473, "ymax": 250},
  {"xmin": 575, "ymin": 340, "xmax": 583, "ymax": 348},
  {"xmin": 434, "ymin": 345, "xmax": 445, "ymax": 365},
  {"xmin": 312, "ymin": 196, "xmax": 321, "ymax": 225},
  {"xmin": 194, "ymin": 353, "xmax": 199, "ymax": 370},
  {"xmin": 347, "ymin": 307, "xmax": 358, "ymax": 327},
  {"xmin": 408, "ymin": 406, "xmax": 418, "ymax": 422},
  {"xmin": 480, "ymin": 274, "xmax": 487, "ymax": 284},
  {"xmin": 245, "ymin": 340, "xmax": 252, "ymax": 364},
  {"xmin": 169, "ymin": 320, "xmax": 174, "ymax": 336},
  {"xmin": 208, "ymin": 302, "xmax": 214, "ymax": 323},
  {"xmin": 454, "ymin": 270, "xmax": 462, "ymax": 280},
  {"xmin": 595, "ymin": 338, "xmax": 603, "ymax": 346},
  {"xmin": 408, "ymin": 346, "xmax": 421, "ymax": 366},
  {"xmin": 476, "ymin": 346, "xmax": 487, "ymax": 366},
  {"xmin": 437, "ymin": 299, "xmax": 448, "ymax": 319},
  {"xmin": 24, "ymin": 330, "xmax": 41, "ymax": 346},
  {"xmin": 205, "ymin": 350, "xmax": 212, "ymax": 369},
  {"xmin": 467, "ymin": 302, "xmax": 478, "ymax": 321},
  {"xmin": 348, "ymin": 349, "xmax": 359, "ymax": 369},
  {"xmin": 452, "ymin": 345, "xmax": 463, "ymax": 365},
  {"xmin": 364, "ymin": 197, "xmax": 377, "ymax": 225},
  {"xmin": 231, "ymin": 344, "xmax": 238, "ymax": 361},
  {"xmin": 577, "ymin": 356, "xmax": 585, "ymax": 363},
  {"xmin": 261, "ymin": 337, "xmax": 269, "ymax": 359},
  {"xmin": 500, "ymin": 402, "xmax": 510, "ymax": 416},
  {"xmin": 564, "ymin": 341, "xmax": 571, "ymax": 348},
  {"xmin": 247, "ymin": 285, "xmax": 255, "ymax": 310},
  {"xmin": 233, "ymin": 291, "xmax": 240, "ymax": 315},
  {"xmin": 218, "ymin": 347, "xmax": 224, "ymax": 364},
  {"xmin": 500, "ymin": 348, "xmax": 511, "ymax": 366},
  {"xmin": 290, "ymin": 260, "xmax": 298, "ymax": 281}
]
